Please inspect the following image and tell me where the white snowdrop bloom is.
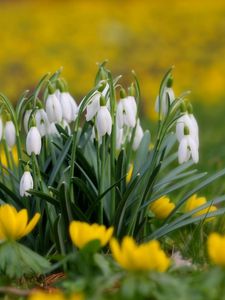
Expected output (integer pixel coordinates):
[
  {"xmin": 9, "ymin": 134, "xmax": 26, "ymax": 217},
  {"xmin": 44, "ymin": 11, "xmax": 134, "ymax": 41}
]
[
  {"xmin": 60, "ymin": 92, "xmax": 78, "ymax": 123},
  {"xmin": 116, "ymin": 127, "xmax": 124, "ymax": 150},
  {"xmin": 178, "ymin": 135, "xmax": 199, "ymax": 164},
  {"xmin": 62, "ymin": 119, "xmax": 71, "ymax": 135},
  {"xmin": 132, "ymin": 119, "xmax": 144, "ymax": 151},
  {"xmin": 0, "ymin": 117, "xmax": 3, "ymax": 141},
  {"xmin": 46, "ymin": 92, "xmax": 62, "ymax": 123},
  {"xmin": 26, "ymin": 126, "xmax": 42, "ymax": 156},
  {"xmin": 35, "ymin": 109, "xmax": 50, "ymax": 137},
  {"xmin": 5, "ymin": 121, "xmax": 16, "ymax": 149},
  {"xmin": 176, "ymin": 113, "xmax": 199, "ymax": 147},
  {"xmin": 96, "ymin": 106, "xmax": 112, "ymax": 137},
  {"xmin": 86, "ymin": 92, "xmax": 101, "ymax": 121},
  {"xmin": 155, "ymin": 87, "xmax": 175, "ymax": 116},
  {"xmin": 116, "ymin": 96, "xmax": 137, "ymax": 129},
  {"xmin": 20, "ymin": 171, "xmax": 33, "ymax": 197}
]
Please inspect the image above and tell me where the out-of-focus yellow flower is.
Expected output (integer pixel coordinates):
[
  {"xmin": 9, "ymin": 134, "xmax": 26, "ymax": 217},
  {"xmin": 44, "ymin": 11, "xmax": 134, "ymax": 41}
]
[
  {"xmin": 29, "ymin": 291, "xmax": 64, "ymax": 300},
  {"xmin": 29, "ymin": 291, "xmax": 85, "ymax": 300},
  {"xmin": 69, "ymin": 221, "xmax": 114, "ymax": 249},
  {"xmin": 0, "ymin": 204, "xmax": 40, "ymax": 241},
  {"xmin": 184, "ymin": 194, "xmax": 217, "ymax": 221},
  {"xmin": 126, "ymin": 164, "xmax": 133, "ymax": 183},
  {"xmin": 29, "ymin": 291, "xmax": 84, "ymax": 300},
  {"xmin": 149, "ymin": 196, "xmax": 175, "ymax": 219},
  {"xmin": 207, "ymin": 232, "xmax": 225, "ymax": 266},
  {"xmin": 110, "ymin": 237, "xmax": 170, "ymax": 272},
  {"xmin": 0, "ymin": 145, "xmax": 18, "ymax": 168}
]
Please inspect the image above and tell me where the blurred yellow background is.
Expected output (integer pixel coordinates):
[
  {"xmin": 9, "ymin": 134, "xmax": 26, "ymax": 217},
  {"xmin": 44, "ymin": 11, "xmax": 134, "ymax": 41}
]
[{"xmin": 0, "ymin": 0, "xmax": 225, "ymax": 120}]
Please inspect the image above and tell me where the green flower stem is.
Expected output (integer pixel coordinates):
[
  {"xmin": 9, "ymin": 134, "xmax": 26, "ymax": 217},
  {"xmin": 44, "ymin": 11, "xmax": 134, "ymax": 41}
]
[
  {"xmin": 108, "ymin": 71, "xmax": 116, "ymax": 222},
  {"xmin": 99, "ymin": 136, "xmax": 105, "ymax": 224}
]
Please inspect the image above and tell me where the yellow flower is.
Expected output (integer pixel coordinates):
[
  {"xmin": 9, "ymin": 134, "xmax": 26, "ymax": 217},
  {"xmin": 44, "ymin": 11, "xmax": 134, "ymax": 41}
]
[
  {"xmin": 0, "ymin": 145, "xmax": 18, "ymax": 168},
  {"xmin": 149, "ymin": 196, "xmax": 175, "ymax": 219},
  {"xmin": 126, "ymin": 164, "xmax": 133, "ymax": 183},
  {"xmin": 29, "ymin": 291, "xmax": 84, "ymax": 300},
  {"xmin": 184, "ymin": 194, "xmax": 217, "ymax": 221},
  {"xmin": 69, "ymin": 221, "xmax": 114, "ymax": 249},
  {"xmin": 29, "ymin": 291, "xmax": 64, "ymax": 300},
  {"xmin": 0, "ymin": 204, "xmax": 40, "ymax": 241},
  {"xmin": 207, "ymin": 233, "xmax": 225, "ymax": 266},
  {"xmin": 110, "ymin": 236, "xmax": 170, "ymax": 272}
]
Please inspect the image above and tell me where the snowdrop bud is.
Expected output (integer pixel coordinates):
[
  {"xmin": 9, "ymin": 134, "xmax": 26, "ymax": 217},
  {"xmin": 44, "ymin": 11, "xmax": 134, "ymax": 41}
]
[
  {"xmin": 0, "ymin": 117, "xmax": 3, "ymax": 141},
  {"xmin": 46, "ymin": 90, "xmax": 62, "ymax": 123},
  {"xmin": 24, "ymin": 109, "xmax": 32, "ymax": 133},
  {"xmin": 35, "ymin": 109, "xmax": 50, "ymax": 137},
  {"xmin": 132, "ymin": 119, "xmax": 144, "ymax": 151},
  {"xmin": 5, "ymin": 121, "xmax": 16, "ymax": 149},
  {"xmin": 26, "ymin": 126, "xmax": 42, "ymax": 156},
  {"xmin": 20, "ymin": 169, "xmax": 33, "ymax": 197},
  {"xmin": 155, "ymin": 78, "xmax": 175, "ymax": 116},
  {"xmin": 96, "ymin": 106, "xmax": 112, "ymax": 137},
  {"xmin": 86, "ymin": 92, "xmax": 101, "ymax": 121},
  {"xmin": 60, "ymin": 92, "xmax": 78, "ymax": 123}
]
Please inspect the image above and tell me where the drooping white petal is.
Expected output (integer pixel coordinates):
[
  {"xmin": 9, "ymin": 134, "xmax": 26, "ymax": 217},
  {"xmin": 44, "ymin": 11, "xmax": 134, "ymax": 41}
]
[
  {"xmin": 187, "ymin": 136, "xmax": 199, "ymax": 163},
  {"xmin": 122, "ymin": 96, "xmax": 137, "ymax": 128},
  {"xmin": 86, "ymin": 92, "xmax": 101, "ymax": 121},
  {"xmin": 116, "ymin": 101, "xmax": 124, "ymax": 129},
  {"xmin": 35, "ymin": 109, "xmax": 50, "ymax": 137},
  {"xmin": 5, "ymin": 121, "xmax": 16, "ymax": 149},
  {"xmin": 26, "ymin": 126, "xmax": 42, "ymax": 156},
  {"xmin": 178, "ymin": 136, "xmax": 189, "ymax": 164},
  {"xmin": 46, "ymin": 93, "xmax": 62, "ymax": 123},
  {"xmin": 96, "ymin": 106, "xmax": 112, "ymax": 137},
  {"xmin": 24, "ymin": 109, "xmax": 32, "ymax": 134},
  {"xmin": 47, "ymin": 123, "xmax": 60, "ymax": 137},
  {"xmin": 60, "ymin": 92, "xmax": 78, "ymax": 123},
  {"xmin": 132, "ymin": 119, "xmax": 144, "ymax": 151},
  {"xmin": 20, "ymin": 171, "xmax": 33, "ymax": 197}
]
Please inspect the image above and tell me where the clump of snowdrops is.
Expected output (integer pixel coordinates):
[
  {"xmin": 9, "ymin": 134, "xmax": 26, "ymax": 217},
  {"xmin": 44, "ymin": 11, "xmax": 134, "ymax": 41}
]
[{"xmin": 0, "ymin": 64, "xmax": 225, "ymax": 299}]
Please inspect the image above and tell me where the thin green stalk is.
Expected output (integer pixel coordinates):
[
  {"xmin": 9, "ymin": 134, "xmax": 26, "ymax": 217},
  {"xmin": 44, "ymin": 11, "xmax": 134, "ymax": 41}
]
[{"xmin": 99, "ymin": 136, "xmax": 105, "ymax": 224}]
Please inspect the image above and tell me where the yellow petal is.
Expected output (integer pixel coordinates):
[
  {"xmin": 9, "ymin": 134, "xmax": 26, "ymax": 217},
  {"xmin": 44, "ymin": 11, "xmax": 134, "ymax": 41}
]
[
  {"xmin": 15, "ymin": 209, "xmax": 28, "ymax": 239},
  {"xmin": 22, "ymin": 213, "xmax": 40, "ymax": 237}
]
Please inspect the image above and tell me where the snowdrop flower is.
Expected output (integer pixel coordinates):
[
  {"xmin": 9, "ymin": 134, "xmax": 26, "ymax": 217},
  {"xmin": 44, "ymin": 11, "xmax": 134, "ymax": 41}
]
[
  {"xmin": 24, "ymin": 109, "xmax": 32, "ymax": 133},
  {"xmin": 35, "ymin": 109, "xmax": 50, "ymax": 137},
  {"xmin": 116, "ymin": 95, "xmax": 137, "ymax": 129},
  {"xmin": 0, "ymin": 117, "xmax": 3, "ymax": 141},
  {"xmin": 155, "ymin": 78, "xmax": 175, "ymax": 116},
  {"xmin": 176, "ymin": 112, "xmax": 199, "ymax": 147},
  {"xmin": 20, "ymin": 170, "xmax": 33, "ymax": 197},
  {"xmin": 132, "ymin": 119, "xmax": 144, "ymax": 151},
  {"xmin": 60, "ymin": 92, "xmax": 78, "ymax": 123},
  {"xmin": 96, "ymin": 105, "xmax": 112, "ymax": 138},
  {"xmin": 5, "ymin": 120, "xmax": 16, "ymax": 149},
  {"xmin": 26, "ymin": 126, "xmax": 42, "ymax": 156},
  {"xmin": 46, "ymin": 91, "xmax": 62, "ymax": 123},
  {"xmin": 178, "ymin": 134, "xmax": 199, "ymax": 164},
  {"xmin": 86, "ymin": 92, "xmax": 101, "ymax": 121}
]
